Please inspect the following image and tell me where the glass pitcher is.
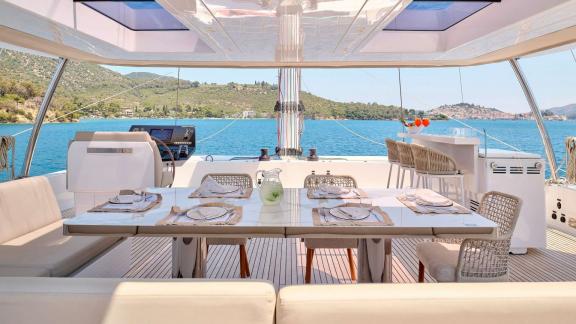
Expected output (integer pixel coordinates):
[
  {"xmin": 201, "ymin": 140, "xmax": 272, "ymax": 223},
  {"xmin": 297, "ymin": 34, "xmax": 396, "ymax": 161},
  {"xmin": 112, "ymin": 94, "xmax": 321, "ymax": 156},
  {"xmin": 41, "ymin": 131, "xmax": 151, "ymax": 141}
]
[{"xmin": 256, "ymin": 168, "xmax": 284, "ymax": 205}]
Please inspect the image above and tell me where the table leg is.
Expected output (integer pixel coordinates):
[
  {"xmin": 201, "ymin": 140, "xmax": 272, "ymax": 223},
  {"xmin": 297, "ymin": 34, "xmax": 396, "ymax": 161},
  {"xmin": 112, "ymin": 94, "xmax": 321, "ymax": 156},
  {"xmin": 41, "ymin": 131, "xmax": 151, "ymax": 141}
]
[
  {"xmin": 172, "ymin": 237, "xmax": 207, "ymax": 278},
  {"xmin": 357, "ymin": 238, "xmax": 393, "ymax": 283}
]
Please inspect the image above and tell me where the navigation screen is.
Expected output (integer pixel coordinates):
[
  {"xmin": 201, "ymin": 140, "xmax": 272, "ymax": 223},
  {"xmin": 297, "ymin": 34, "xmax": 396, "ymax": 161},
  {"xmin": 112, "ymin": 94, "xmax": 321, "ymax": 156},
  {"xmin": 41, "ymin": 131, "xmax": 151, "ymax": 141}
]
[{"xmin": 150, "ymin": 129, "xmax": 173, "ymax": 142}]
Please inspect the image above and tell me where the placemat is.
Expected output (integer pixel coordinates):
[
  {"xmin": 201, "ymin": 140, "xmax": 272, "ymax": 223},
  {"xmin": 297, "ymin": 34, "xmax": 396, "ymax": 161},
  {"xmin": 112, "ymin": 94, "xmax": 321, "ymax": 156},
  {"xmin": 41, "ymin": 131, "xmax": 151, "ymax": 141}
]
[
  {"xmin": 188, "ymin": 187, "xmax": 253, "ymax": 199},
  {"xmin": 312, "ymin": 203, "xmax": 394, "ymax": 226},
  {"xmin": 397, "ymin": 194, "xmax": 470, "ymax": 214},
  {"xmin": 157, "ymin": 202, "xmax": 242, "ymax": 226},
  {"xmin": 88, "ymin": 192, "xmax": 162, "ymax": 213},
  {"xmin": 307, "ymin": 188, "xmax": 368, "ymax": 199}
]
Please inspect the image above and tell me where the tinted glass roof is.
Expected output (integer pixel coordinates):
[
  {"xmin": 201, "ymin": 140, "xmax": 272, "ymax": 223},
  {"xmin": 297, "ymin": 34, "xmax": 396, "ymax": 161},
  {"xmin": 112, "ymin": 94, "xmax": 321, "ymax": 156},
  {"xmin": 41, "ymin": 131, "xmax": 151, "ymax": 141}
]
[
  {"xmin": 384, "ymin": 1, "xmax": 495, "ymax": 31},
  {"xmin": 80, "ymin": 1, "xmax": 188, "ymax": 31}
]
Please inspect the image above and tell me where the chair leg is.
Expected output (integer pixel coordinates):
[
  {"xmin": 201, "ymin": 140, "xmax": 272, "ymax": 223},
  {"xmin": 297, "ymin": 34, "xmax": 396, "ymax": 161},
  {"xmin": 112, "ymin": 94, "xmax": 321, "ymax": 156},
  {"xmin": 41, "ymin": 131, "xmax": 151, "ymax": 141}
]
[
  {"xmin": 416, "ymin": 174, "xmax": 421, "ymax": 188},
  {"xmin": 459, "ymin": 176, "xmax": 465, "ymax": 206},
  {"xmin": 305, "ymin": 248, "xmax": 315, "ymax": 284},
  {"xmin": 418, "ymin": 261, "xmax": 425, "ymax": 283},
  {"xmin": 400, "ymin": 169, "xmax": 406, "ymax": 188},
  {"xmin": 387, "ymin": 163, "xmax": 393, "ymax": 189},
  {"xmin": 409, "ymin": 169, "xmax": 415, "ymax": 188},
  {"xmin": 346, "ymin": 248, "xmax": 356, "ymax": 281},
  {"xmin": 240, "ymin": 244, "xmax": 250, "ymax": 277},
  {"xmin": 239, "ymin": 245, "xmax": 247, "ymax": 278},
  {"xmin": 396, "ymin": 166, "xmax": 402, "ymax": 188}
]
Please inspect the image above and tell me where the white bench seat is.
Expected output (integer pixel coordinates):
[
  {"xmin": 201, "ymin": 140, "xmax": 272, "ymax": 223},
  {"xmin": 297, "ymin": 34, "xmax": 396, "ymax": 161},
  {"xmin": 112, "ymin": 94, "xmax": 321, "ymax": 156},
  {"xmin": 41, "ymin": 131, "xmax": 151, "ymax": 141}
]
[{"xmin": 0, "ymin": 176, "xmax": 120, "ymax": 277}]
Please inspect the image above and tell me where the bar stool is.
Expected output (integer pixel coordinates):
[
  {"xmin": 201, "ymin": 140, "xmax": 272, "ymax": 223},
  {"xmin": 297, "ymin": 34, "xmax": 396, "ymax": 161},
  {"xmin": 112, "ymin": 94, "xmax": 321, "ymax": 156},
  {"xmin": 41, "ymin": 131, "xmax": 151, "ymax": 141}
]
[
  {"xmin": 410, "ymin": 144, "xmax": 466, "ymax": 205},
  {"xmin": 385, "ymin": 138, "xmax": 401, "ymax": 188},
  {"xmin": 395, "ymin": 141, "xmax": 416, "ymax": 188}
]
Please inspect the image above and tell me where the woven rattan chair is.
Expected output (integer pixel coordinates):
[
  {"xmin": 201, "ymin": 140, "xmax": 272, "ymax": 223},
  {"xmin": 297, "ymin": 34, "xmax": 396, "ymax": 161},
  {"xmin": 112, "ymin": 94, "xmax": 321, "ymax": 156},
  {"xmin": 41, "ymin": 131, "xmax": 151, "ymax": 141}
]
[
  {"xmin": 385, "ymin": 138, "xmax": 402, "ymax": 188},
  {"xmin": 410, "ymin": 144, "xmax": 465, "ymax": 204},
  {"xmin": 416, "ymin": 191, "xmax": 522, "ymax": 283},
  {"xmin": 303, "ymin": 174, "xmax": 358, "ymax": 283},
  {"xmin": 395, "ymin": 141, "xmax": 416, "ymax": 188},
  {"xmin": 202, "ymin": 173, "xmax": 253, "ymax": 278}
]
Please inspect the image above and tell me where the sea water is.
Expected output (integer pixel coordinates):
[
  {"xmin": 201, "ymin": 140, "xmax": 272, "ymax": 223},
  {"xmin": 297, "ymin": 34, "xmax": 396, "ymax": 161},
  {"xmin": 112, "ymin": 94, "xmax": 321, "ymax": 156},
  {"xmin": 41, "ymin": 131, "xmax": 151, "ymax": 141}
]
[{"xmin": 0, "ymin": 118, "xmax": 574, "ymax": 180}]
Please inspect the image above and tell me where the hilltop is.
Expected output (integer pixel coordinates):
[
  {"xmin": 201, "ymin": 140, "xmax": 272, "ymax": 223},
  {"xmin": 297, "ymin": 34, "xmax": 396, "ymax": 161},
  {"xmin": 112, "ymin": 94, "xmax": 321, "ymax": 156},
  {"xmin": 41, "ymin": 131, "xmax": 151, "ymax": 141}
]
[
  {"xmin": 428, "ymin": 103, "xmax": 516, "ymax": 120},
  {"xmin": 546, "ymin": 104, "xmax": 576, "ymax": 119},
  {"xmin": 0, "ymin": 49, "xmax": 406, "ymax": 123}
]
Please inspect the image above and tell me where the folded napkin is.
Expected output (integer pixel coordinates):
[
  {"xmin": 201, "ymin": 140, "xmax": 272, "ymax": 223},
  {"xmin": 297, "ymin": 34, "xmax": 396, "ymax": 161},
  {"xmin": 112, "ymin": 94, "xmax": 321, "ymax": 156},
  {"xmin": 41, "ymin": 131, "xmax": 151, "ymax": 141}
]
[
  {"xmin": 397, "ymin": 191, "xmax": 470, "ymax": 214},
  {"xmin": 407, "ymin": 192, "xmax": 453, "ymax": 207},
  {"xmin": 310, "ymin": 185, "xmax": 361, "ymax": 199}
]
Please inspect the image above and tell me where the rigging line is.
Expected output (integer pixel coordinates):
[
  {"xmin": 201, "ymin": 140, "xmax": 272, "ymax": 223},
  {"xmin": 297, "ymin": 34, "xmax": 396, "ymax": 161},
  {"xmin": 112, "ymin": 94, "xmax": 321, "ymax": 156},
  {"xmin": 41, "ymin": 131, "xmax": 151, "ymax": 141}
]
[
  {"xmin": 570, "ymin": 48, "xmax": 576, "ymax": 64},
  {"xmin": 458, "ymin": 67, "xmax": 464, "ymax": 103},
  {"xmin": 333, "ymin": 119, "xmax": 386, "ymax": 147},
  {"xmin": 175, "ymin": 67, "xmax": 180, "ymax": 126},
  {"xmin": 196, "ymin": 119, "xmax": 238, "ymax": 144},
  {"xmin": 444, "ymin": 115, "xmax": 523, "ymax": 152},
  {"xmin": 10, "ymin": 71, "xmax": 176, "ymax": 138},
  {"xmin": 398, "ymin": 68, "xmax": 404, "ymax": 119}
]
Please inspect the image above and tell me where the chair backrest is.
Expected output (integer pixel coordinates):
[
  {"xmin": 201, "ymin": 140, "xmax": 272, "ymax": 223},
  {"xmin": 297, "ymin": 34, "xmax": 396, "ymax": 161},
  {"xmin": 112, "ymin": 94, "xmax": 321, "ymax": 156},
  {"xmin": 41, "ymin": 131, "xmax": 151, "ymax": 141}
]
[
  {"xmin": 478, "ymin": 191, "xmax": 522, "ymax": 238},
  {"xmin": 410, "ymin": 143, "xmax": 429, "ymax": 173},
  {"xmin": 69, "ymin": 131, "xmax": 163, "ymax": 188},
  {"xmin": 303, "ymin": 174, "xmax": 357, "ymax": 189},
  {"xmin": 202, "ymin": 173, "xmax": 254, "ymax": 188},
  {"xmin": 396, "ymin": 141, "xmax": 415, "ymax": 168},
  {"xmin": 0, "ymin": 176, "xmax": 61, "ymax": 243},
  {"xmin": 0, "ymin": 278, "xmax": 276, "ymax": 324},
  {"xmin": 385, "ymin": 138, "xmax": 400, "ymax": 163},
  {"xmin": 455, "ymin": 192, "xmax": 522, "ymax": 282},
  {"xmin": 426, "ymin": 146, "xmax": 459, "ymax": 175}
]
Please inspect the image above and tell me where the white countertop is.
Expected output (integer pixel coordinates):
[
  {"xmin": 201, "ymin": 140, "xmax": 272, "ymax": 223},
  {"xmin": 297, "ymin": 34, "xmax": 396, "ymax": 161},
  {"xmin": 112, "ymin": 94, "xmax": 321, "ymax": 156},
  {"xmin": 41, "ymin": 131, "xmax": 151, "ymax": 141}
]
[{"xmin": 397, "ymin": 133, "xmax": 481, "ymax": 145}]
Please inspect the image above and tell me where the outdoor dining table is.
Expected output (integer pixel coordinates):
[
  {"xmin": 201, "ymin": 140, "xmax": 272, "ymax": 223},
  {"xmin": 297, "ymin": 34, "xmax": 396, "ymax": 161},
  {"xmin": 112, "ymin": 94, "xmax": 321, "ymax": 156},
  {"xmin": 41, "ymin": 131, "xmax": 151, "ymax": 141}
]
[{"xmin": 63, "ymin": 188, "xmax": 498, "ymax": 283}]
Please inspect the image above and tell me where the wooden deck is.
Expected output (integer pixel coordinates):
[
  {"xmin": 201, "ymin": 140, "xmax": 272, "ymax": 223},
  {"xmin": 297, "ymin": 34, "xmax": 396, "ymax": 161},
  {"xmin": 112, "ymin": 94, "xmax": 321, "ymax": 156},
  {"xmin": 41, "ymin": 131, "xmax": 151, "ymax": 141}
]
[{"xmin": 124, "ymin": 229, "xmax": 576, "ymax": 289}]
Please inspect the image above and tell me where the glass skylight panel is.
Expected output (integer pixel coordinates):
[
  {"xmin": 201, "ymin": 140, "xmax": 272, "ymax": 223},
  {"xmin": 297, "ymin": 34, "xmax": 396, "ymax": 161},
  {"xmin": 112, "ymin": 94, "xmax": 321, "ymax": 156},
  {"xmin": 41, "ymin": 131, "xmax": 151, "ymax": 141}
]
[
  {"xmin": 80, "ymin": 1, "xmax": 188, "ymax": 31},
  {"xmin": 384, "ymin": 1, "xmax": 495, "ymax": 31}
]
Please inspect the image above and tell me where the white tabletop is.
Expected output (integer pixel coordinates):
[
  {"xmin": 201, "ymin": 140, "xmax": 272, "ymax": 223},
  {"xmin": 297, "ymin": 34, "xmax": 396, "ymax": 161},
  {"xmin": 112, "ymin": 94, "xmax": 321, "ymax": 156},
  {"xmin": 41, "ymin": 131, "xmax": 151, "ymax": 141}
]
[{"xmin": 64, "ymin": 188, "xmax": 497, "ymax": 238}]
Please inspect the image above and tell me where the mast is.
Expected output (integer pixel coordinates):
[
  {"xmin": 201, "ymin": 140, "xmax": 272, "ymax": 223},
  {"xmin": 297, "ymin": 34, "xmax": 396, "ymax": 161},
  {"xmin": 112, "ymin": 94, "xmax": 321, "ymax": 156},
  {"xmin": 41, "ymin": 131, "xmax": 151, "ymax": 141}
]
[{"xmin": 275, "ymin": 0, "xmax": 304, "ymax": 157}]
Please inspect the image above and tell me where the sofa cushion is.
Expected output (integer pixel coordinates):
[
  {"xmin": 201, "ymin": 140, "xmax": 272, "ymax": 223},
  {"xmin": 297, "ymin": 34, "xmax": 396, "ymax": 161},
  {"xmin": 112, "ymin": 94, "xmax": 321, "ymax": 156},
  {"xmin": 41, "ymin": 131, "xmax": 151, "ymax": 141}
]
[
  {"xmin": 0, "ymin": 176, "xmax": 61, "ymax": 243},
  {"xmin": 416, "ymin": 241, "xmax": 460, "ymax": 282},
  {"xmin": 0, "ymin": 278, "xmax": 276, "ymax": 324},
  {"xmin": 0, "ymin": 220, "xmax": 120, "ymax": 277},
  {"xmin": 276, "ymin": 282, "xmax": 576, "ymax": 324}
]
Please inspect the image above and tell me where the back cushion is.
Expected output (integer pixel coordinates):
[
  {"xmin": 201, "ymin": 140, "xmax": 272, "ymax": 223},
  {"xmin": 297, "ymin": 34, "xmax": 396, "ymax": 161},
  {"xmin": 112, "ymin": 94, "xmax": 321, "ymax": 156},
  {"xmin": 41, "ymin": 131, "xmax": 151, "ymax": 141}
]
[
  {"xmin": 0, "ymin": 278, "xmax": 276, "ymax": 324},
  {"xmin": 0, "ymin": 176, "xmax": 61, "ymax": 243}
]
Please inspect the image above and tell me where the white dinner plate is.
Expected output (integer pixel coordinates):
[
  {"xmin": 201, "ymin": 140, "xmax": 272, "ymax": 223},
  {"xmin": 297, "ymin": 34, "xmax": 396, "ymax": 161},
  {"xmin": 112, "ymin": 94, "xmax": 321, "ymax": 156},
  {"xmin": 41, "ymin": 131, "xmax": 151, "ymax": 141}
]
[
  {"xmin": 186, "ymin": 206, "xmax": 229, "ymax": 220},
  {"xmin": 329, "ymin": 207, "xmax": 370, "ymax": 220}
]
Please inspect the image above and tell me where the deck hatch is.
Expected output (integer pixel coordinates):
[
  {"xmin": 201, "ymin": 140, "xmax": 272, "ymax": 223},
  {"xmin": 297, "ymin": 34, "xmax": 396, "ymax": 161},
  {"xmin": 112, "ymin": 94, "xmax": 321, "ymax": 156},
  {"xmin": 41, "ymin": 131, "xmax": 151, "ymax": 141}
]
[
  {"xmin": 77, "ymin": 0, "xmax": 189, "ymax": 31},
  {"xmin": 383, "ymin": 0, "xmax": 499, "ymax": 32}
]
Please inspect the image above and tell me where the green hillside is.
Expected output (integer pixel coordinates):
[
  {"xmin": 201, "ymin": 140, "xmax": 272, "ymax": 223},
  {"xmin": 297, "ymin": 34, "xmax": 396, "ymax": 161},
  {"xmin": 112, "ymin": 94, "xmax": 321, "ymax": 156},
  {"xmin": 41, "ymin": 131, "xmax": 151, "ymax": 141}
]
[{"xmin": 0, "ymin": 49, "xmax": 408, "ymax": 123}]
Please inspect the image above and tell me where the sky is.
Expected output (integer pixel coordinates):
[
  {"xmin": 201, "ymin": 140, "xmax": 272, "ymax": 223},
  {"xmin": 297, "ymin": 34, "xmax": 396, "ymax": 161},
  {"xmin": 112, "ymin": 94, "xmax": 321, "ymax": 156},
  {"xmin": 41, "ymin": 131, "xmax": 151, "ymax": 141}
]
[{"xmin": 104, "ymin": 49, "xmax": 576, "ymax": 114}]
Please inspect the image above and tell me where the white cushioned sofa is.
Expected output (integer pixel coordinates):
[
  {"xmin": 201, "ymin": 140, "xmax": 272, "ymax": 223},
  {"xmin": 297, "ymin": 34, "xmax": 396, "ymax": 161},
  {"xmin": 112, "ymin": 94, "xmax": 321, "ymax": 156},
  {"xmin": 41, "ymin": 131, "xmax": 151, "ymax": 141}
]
[
  {"xmin": 0, "ymin": 176, "xmax": 120, "ymax": 276},
  {"xmin": 0, "ymin": 278, "xmax": 575, "ymax": 324}
]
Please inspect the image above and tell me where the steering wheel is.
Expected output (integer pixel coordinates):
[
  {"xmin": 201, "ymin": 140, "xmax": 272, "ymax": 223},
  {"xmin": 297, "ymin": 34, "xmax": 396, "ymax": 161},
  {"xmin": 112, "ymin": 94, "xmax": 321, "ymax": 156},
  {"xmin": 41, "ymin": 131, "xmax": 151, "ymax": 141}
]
[{"xmin": 150, "ymin": 136, "xmax": 176, "ymax": 188}]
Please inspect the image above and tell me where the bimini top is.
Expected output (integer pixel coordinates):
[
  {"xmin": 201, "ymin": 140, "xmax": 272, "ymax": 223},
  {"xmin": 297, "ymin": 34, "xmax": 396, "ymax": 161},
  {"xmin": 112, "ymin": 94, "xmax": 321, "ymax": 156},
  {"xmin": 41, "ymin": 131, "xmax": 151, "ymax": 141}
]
[{"xmin": 1, "ymin": 0, "xmax": 576, "ymax": 67}]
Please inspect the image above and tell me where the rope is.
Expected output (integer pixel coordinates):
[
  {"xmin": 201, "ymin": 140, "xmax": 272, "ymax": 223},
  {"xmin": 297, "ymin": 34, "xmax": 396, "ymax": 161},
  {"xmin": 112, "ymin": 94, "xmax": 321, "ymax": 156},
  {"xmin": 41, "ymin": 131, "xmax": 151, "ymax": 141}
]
[
  {"xmin": 567, "ymin": 137, "xmax": 576, "ymax": 184},
  {"xmin": 0, "ymin": 136, "xmax": 15, "ymax": 180},
  {"xmin": 196, "ymin": 119, "xmax": 238, "ymax": 144},
  {"xmin": 333, "ymin": 120, "xmax": 387, "ymax": 147},
  {"xmin": 10, "ymin": 71, "xmax": 176, "ymax": 137}
]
